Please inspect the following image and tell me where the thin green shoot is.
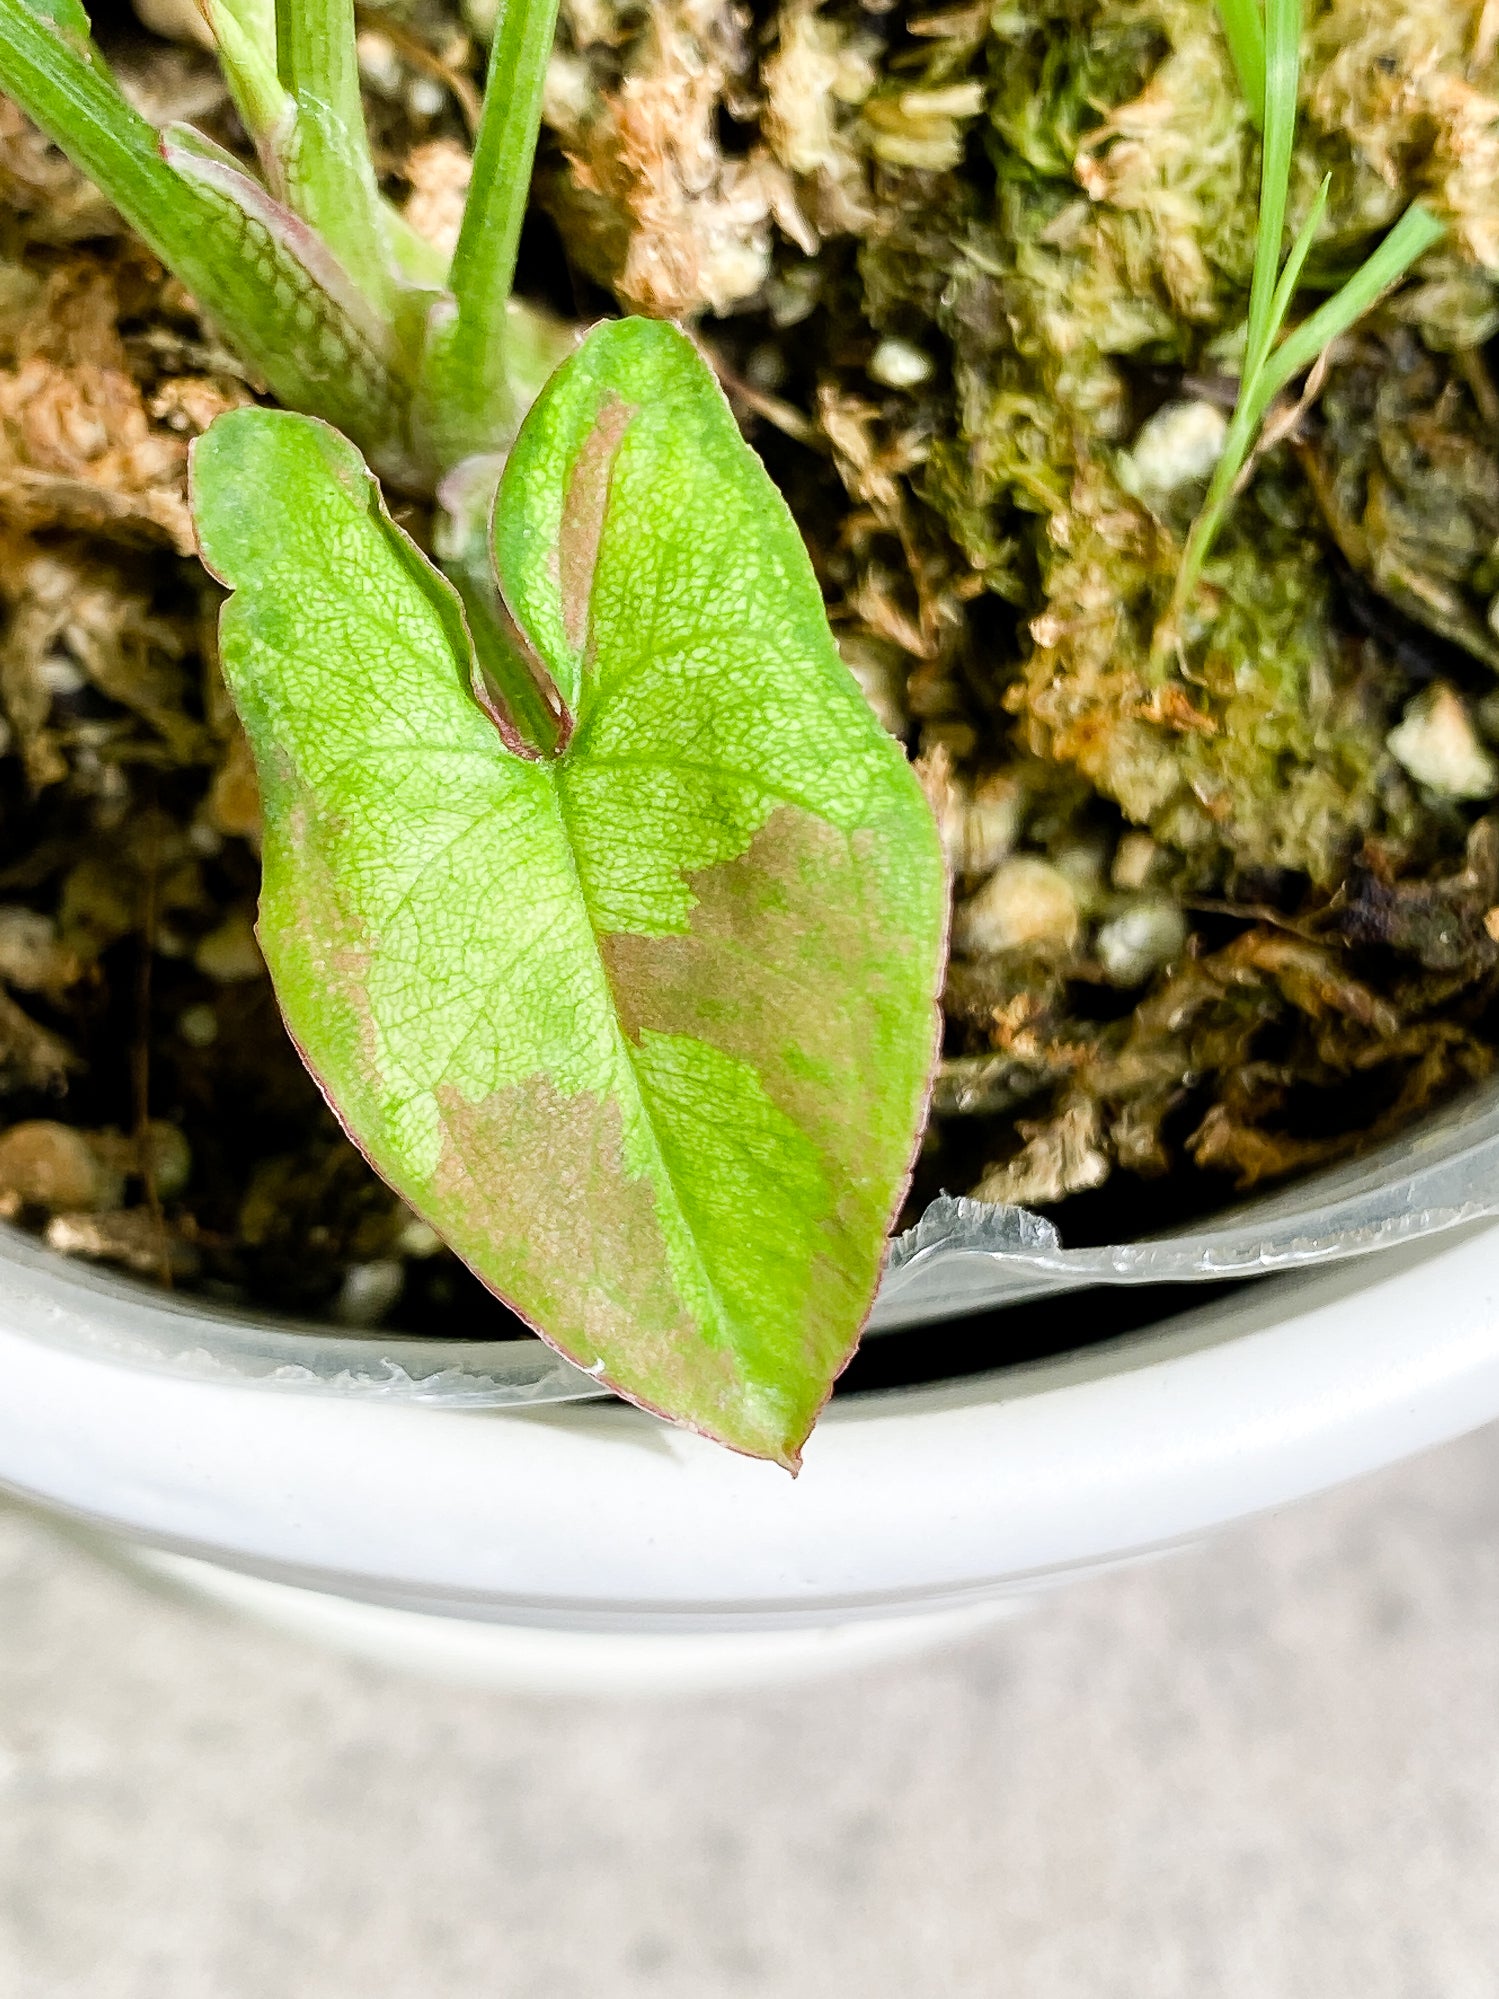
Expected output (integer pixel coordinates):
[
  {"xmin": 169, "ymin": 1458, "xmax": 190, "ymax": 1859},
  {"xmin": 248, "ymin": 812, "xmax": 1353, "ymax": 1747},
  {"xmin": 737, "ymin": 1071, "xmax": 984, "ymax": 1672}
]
[
  {"xmin": 1214, "ymin": 0, "xmax": 1265, "ymax": 128},
  {"xmin": 1160, "ymin": 0, "xmax": 1444, "ymax": 651},
  {"xmin": 1255, "ymin": 201, "xmax": 1444, "ymax": 401},
  {"xmin": 1241, "ymin": 0, "xmax": 1297, "ymax": 379},
  {"xmin": 1165, "ymin": 178, "xmax": 1327, "ymax": 629}
]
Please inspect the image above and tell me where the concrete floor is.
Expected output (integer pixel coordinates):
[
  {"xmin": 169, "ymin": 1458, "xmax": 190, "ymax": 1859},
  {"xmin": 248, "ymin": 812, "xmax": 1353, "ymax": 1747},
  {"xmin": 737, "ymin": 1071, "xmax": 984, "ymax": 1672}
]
[{"xmin": 1, "ymin": 1427, "xmax": 1497, "ymax": 1998}]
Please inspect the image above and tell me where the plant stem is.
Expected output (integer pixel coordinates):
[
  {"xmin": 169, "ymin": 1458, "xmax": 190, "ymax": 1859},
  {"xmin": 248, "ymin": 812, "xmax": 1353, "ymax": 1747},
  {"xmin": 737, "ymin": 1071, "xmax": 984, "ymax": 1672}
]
[
  {"xmin": 199, "ymin": 0, "xmax": 288, "ymax": 179},
  {"xmin": 0, "ymin": 1, "xmax": 204, "ymax": 266},
  {"xmin": 0, "ymin": 0, "xmax": 397, "ymax": 434},
  {"xmin": 420, "ymin": 0, "xmax": 562, "ymax": 459},
  {"xmin": 273, "ymin": 0, "xmax": 392, "ymax": 313}
]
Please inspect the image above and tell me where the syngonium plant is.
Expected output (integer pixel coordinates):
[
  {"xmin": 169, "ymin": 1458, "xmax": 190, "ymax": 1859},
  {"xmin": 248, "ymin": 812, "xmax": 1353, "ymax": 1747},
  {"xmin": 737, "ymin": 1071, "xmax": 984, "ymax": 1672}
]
[
  {"xmin": 0, "ymin": 0, "xmax": 1448, "ymax": 1465},
  {"xmin": 0, "ymin": 0, "xmax": 948, "ymax": 1467}
]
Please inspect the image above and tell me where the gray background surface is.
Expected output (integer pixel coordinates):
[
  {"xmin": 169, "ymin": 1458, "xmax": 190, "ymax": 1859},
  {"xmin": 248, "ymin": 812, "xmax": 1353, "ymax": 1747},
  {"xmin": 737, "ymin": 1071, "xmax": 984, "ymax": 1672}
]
[{"xmin": 1, "ymin": 1426, "xmax": 1496, "ymax": 1998}]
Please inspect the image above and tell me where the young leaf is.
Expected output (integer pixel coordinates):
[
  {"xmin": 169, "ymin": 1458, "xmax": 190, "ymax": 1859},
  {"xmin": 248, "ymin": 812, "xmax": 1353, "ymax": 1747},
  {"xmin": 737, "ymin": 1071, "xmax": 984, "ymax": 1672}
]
[
  {"xmin": 1241, "ymin": 0, "xmax": 1298, "ymax": 384},
  {"xmin": 197, "ymin": 0, "xmax": 289, "ymax": 177},
  {"xmin": 191, "ymin": 318, "xmax": 947, "ymax": 1468}
]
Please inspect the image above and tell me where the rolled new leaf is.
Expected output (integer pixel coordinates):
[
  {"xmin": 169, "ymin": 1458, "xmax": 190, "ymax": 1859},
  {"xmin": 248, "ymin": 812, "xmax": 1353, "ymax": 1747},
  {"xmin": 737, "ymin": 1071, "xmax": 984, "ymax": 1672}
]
[{"xmin": 191, "ymin": 319, "xmax": 947, "ymax": 1467}]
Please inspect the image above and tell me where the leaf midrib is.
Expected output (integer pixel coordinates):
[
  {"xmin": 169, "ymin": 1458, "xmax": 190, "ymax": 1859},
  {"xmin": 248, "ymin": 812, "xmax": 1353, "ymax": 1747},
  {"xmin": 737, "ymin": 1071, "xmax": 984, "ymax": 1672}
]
[{"xmin": 539, "ymin": 757, "xmax": 747, "ymax": 1379}]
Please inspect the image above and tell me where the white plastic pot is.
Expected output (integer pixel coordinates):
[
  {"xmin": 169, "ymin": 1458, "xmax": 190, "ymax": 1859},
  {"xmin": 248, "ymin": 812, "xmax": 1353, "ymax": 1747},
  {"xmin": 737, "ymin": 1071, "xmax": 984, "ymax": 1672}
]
[{"xmin": 3, "ymin": 1207, "xmax": 1498, "ymax": 1689}]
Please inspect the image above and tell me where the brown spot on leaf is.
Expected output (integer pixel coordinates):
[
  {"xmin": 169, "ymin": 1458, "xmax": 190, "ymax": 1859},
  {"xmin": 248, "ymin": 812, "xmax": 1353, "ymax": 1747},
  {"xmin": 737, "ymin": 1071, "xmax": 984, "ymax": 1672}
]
[
  {"xmin": 558, "ymin": 392, "xmax": 636, "ymax": 657},
  {"xmin": 597, "ymin": 803, "xmax": 938, "ymax": 1342},
  {"xmin": 432, "ymin": 1070, "xmax": 754, "ymax": 1433}
]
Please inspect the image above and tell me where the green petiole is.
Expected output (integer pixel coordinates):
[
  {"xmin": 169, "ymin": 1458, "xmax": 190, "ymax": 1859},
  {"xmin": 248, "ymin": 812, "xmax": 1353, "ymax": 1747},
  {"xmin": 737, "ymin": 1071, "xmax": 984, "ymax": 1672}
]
[
  {"xmin": 197, "ymin": 0, "xmax": 287, "ymax": 179},
  {"xmin": 272, "ymin": 0, "xmax": 393, "ymax": 318},
  {"xmin": 414, "ymin": 0, "xmax": 565, "ymax": 467}
]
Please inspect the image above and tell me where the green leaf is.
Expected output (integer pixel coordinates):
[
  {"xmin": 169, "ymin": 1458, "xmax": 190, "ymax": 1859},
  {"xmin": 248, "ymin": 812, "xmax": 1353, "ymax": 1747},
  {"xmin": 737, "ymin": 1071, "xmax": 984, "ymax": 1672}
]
[{"xmin": 191, "ymin": 318, "xmax": 947, "ymax": 1468}]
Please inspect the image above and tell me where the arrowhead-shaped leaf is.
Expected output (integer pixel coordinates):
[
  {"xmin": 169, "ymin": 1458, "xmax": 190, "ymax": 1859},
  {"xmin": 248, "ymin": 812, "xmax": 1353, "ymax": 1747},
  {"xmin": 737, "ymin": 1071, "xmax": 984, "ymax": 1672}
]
[{"xmin": 191, "ymin": 318, "xmax": 946, "ymax": 1467}]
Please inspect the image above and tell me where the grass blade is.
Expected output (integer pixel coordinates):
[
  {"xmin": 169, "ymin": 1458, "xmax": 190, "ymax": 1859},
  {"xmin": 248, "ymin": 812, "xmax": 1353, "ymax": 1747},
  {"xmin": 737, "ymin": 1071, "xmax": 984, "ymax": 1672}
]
[
  {"xmin": 1161, "ymin": 198, "xmax": 1440, "ymax": 647},
  {"xmin": 1256, "ymin": 201, "xmax": 1446, "ymax": 413},
  {"xmin": 1242, "ymin": 0, "xmax": 1300, "ymax": 382},
  {"xmin": 1260, "ymin": 171, "xmax": 1330, "ymax": 358},
  {"xmin": 1214, "ymin": 0, "xmax": 1265, "ymax": 126}
]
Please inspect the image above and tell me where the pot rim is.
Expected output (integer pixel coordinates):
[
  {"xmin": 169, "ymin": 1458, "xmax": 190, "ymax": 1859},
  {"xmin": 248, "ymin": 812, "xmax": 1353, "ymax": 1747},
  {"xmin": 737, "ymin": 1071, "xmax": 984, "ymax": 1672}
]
[{"xmin": 1, "ymin": 1216, "xmax": 1496, "ymax": 1629}]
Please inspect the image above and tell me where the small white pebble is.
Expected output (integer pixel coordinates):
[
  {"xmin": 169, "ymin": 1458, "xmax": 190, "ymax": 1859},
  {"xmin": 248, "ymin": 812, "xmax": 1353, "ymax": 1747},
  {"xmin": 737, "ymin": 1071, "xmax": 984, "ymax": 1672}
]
[
  {"xmin": 132, "ymin": 0, "xmax": 213, "ymax": 44},
  {"xmin": 396, "ymin": 1215, "xmax": 443, "ymax": 1258},
  {"xmin": 543, "ymin": 51, "xmax": 592, "ymax": 129},
  {"xmin": 356, "ymin": 29, "xmax": 403, "ymax": 95},
  {"xmin": 1054, "ymin": 837, "xmax": 1110, "ymax": 904},
  {"xmin": 40, "ymin": 654, "xmax": 86, "ymax": 698},
  {"xmin": 869, "ymin": 337, "xmax": 933, "ymax": 390},
  {"xmin": 334, "ymin": 1259, "xmax": 405, "ymax": 1328},
  {"xmin": 954, "ymin": 855, "xmax": 1080, "ymax": 958},
  {"xmin": 745, "ymin": 343, "xmax": 787, "ymax": 392},
  {"xmin": 1111, "ymin": 831, "xmax": 1162, "ymax": 891},
  {"xmin": 953, "ymin": 775, "xmax": 1022, "ymax": 879},
  {"xmin": 840, "ymin": 636, "xmax": 908, "ymax": 739},
  {"xmin": 1120, "ymin": 400, "xmax": 1227, "ymax": 506},
  {"xmin": 1096, "ymin": 898, "xmax": 1189, "ymax": 985},
  {"xmin": 0, "ymin": 1122, "xmax": 122, "ymax": 1211},
  {"xmin": 0, "ymin": 906, "xmax": 68, "ymax": 990},
  {"xmin": 406, "ymin": 75, "xmax": 446, "ymax": 119},
  {"xmin": 177, "ymin": 1004, "xmax": 218, "ymax": 1048},
  {"xmin": 1387, "ymin": 682, "xmax": 1499, "ymax": 800}
]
